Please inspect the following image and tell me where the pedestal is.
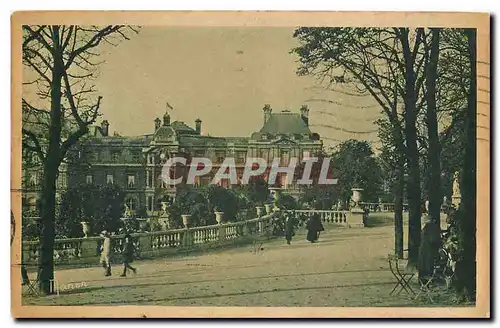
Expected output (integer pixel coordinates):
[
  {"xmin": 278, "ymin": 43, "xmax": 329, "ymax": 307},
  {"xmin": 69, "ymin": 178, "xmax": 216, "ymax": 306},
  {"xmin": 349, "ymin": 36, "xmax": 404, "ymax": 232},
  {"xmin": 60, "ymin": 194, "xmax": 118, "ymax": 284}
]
[
  {"xmin": 80, "ymin": 238, "xmax": 98, "ymax": 258},
  {"xmin": 139, "ymin": 234, "xmax": 152, "ymax": 257},
  {"xmin": 348, "ymin": 208, "xmax": 365, "ymax": 227}
]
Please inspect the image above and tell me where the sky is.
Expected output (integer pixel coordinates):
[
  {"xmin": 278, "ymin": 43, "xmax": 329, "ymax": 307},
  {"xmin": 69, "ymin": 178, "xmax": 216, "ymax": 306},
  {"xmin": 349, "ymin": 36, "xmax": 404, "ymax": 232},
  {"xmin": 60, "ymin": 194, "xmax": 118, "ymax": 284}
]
[{"xmin": 26, "ymin": 26, "xmax": 383, "ymax": 150}]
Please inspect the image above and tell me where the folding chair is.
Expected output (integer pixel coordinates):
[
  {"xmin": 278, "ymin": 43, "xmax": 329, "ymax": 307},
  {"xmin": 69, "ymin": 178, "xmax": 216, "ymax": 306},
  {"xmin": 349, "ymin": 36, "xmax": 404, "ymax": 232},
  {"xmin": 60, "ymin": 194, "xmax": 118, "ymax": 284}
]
[
  {"xmin": 415, "ymin": 272, "xmax": 436, "ymax": 303},
  {"xmin": 388, "ymin": 254, "xmax": 416, "ymax": 296},
  {"xmin": 21, "ymin": 265, "xmax": 40, "ymax": 297},
  {"xmin": 415, "ymin": 249, "xmax": 450, "ymax": 303}
]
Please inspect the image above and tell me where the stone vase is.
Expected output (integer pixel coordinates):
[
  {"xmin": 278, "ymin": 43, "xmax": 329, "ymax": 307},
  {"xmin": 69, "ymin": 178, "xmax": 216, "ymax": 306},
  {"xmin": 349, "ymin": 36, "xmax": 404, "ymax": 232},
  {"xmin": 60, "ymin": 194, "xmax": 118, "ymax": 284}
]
[
  {"xmin": 214, "ymin": 211, "xmax": 224, "ymax": 224},
  {"xmin": 264, "ymin": 204, "xmax": 272, "ymax": 214},
  {"xmin": 239, "ymin": 209, "xmax": 248, "ymax": 221},
  {"xmin": 181, "ymin": 214, "xmax": 191, "ymax": 228},
  {"xmin": 80, "ymin": 222, "xmax": 90, "ymax": 238},
  {"xmin": 351, "ymin": 188, "xmax": 364, "ymax": 209}
]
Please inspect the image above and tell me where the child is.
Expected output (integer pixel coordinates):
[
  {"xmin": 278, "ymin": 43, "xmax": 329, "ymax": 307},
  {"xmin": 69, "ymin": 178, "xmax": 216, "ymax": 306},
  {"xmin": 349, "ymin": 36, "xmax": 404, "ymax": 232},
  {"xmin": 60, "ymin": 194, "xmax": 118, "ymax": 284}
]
[{"xmin": 120, "ymin": 234, "xmax": 137, "ymax": 277}]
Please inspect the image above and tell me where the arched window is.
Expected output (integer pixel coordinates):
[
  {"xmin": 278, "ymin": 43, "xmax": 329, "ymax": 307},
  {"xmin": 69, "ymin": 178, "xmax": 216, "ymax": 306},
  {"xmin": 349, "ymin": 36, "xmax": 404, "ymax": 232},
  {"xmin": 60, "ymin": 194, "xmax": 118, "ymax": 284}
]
[{"xmin": 125, "ymin": 197, "xmax": 137, "ymax": 211}]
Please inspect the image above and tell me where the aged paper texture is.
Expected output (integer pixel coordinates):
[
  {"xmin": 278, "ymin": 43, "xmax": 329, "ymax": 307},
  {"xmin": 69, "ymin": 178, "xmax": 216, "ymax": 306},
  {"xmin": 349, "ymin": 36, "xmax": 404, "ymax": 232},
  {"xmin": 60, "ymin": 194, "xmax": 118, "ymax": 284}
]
[{"xmin": 11, "ymin": 11, "xmax": 490, "ymax": 318}]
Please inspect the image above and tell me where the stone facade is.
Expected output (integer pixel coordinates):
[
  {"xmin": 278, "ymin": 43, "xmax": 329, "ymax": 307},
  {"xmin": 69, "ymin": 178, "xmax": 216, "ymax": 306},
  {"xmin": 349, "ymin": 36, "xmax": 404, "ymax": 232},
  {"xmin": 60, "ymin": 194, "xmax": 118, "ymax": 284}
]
[{"xmin": 22, "ymin": 105, "xmax": 323, "ymax": 216}]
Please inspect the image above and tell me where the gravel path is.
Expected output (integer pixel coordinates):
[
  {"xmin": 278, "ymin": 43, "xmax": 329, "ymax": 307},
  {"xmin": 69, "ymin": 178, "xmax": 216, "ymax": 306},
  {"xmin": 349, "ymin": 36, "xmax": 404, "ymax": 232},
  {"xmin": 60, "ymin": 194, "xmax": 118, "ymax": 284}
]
[{"xmin": 23, "ymin": 222, "xmax": 451, "ymax": 307}]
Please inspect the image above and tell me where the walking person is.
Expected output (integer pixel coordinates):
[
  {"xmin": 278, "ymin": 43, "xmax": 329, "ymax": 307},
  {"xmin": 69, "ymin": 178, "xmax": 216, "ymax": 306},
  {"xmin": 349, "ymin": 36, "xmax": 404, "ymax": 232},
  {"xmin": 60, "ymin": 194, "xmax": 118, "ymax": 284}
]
[
  {"xmin": 100, "ymin": 231, "xmax": 112, "ymax": 277},
  {"xmin": 120, "ymin": 233, "xmax": 137, "ymax": 277},
  {"xmin": 284, "ymin": 212, "xmax": 295, "ymax": 245},
  {"xmin": 306, "ymin": 213, "xmax": 325, "ymax": 243}
]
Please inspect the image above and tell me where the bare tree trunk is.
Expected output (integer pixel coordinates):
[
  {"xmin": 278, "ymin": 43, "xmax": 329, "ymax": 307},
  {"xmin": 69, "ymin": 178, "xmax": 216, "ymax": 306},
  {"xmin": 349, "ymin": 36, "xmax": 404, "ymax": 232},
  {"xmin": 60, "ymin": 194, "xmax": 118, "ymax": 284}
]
[
  {"xmin": 425, "ymin": 28, "xmax": 443, "ymax": 223},
  {"xmin": 394, "ymin": 167, "xmax": 404, "ymax": 259},
  {"xmin": 394, "ymin": 166, "xmax": 404, "ymax": 259},
  {"xmin": 456, "ymin": 28, "xmax": 477, "ymax": 301},
  {"xmin": 38, "ymin": 26, "xmax": 63, "ymax": 294},
  {"xmin": 400, "ymin": 28, "xmax": 422, "ymax": 266}
]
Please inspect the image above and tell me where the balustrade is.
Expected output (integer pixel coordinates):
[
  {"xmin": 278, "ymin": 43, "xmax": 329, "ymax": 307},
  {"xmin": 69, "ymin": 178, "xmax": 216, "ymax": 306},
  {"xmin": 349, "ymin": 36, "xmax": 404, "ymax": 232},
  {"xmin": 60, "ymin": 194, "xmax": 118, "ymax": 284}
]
[
  {"xmin": 21, "ymin": 214, "xmax": 276, "ymax": 266},
  {"xmin": 294, "ymin": 210, "xmax": 348, "ymax": 226}
]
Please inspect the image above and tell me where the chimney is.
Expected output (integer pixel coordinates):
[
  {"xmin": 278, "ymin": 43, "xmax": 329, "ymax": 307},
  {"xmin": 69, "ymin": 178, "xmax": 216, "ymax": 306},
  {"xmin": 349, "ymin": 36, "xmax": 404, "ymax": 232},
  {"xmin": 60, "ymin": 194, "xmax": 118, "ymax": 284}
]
[
  {"xmin": 263, "ymin": 104, "xmax": 272, "ymax": 124},
  {"xmin": 101, "ymin": 120, "xmax": 109, "ymax": 136},
  {"xmin": 163, "ymin": 112, "xmax": 171, "ymax": 126},
  {"xmin": 195, "ymin": 118, "xmax": 202, "ymax": 135},
  {"xmin": 154, "ymin": 118, "xmax": 161, "ymax": 131},
  {"xmin": 300, "ymin": 105, "xmax": 310, "ymax": 126}
]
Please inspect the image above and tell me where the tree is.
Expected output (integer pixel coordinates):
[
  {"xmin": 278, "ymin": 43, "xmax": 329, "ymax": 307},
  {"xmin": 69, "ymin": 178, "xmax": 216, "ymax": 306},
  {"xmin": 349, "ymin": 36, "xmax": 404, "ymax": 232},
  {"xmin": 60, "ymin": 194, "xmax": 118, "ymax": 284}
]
[
  {"xmin": 171, "ymin": 185, "xmax": 211, "ymax": 227},
  {"xmin": 454, "ymin": 28, "xmax": 477, "ymax": 301},
  {"xmin": 299, "ymin": 185, "xmax": 338, "ymax": 210},
  {"xmin": 292, "ymin": 27, "xmax": 429, "ymax": 264},
  {"xmin": 377, "ymin": 118, "xmax": 406, "ymax": 257},
  {"xmin": 22, "ymin": 25, "xmax": 138, "ymax": 293},
  {"xmin": 331, "ymin": 140, "xmax": 383, "ymax": 204},
  {"xmin": 206, "ymin": 185, "xmax": 240, "ymax": 222},
  {"xmin": 57, "ymin": 183, "xmax": 125, "ymax": 238},
  {"xmin": 243, "ymin": 177, "xmax": 270, "ymax": 206},
  {"xmin": 423, "ymin": 29, "xmax": 442, "ymax": 221}
]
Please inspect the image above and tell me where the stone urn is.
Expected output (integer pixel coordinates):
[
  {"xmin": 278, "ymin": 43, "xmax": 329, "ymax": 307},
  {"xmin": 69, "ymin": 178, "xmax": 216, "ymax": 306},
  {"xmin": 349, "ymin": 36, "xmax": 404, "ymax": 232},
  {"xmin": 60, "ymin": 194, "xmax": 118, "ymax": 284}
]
[
  {"xmin": 80, "ymin": 221, "xmax": 90, "ymax": 238},
  {"xmin": 214, "ymin": 211, "xmax": 224, "ymax": 224},
  {"xmin": 256, "ymin": 206, "xmax": 264, "ymax": 217},
  {"xmin": 351, "ymin": 188, "xmax": 364, "ymax": 209},
  {"xmin": 264, "ymin": 204, "xmax": 272, "ymax": 214},
  {"xmin": 181, "ymin": 214, "xmax": 191, "ymax": 228},
  {"xmin": 349, "ymin": 188, "xmax": 365, "ymax": 227},
  {"xmin": 138, "ymin": 218, "xmax": 148, "ymax": 231},
  {"xmin": 239, "ymin": 209, "xmax": 248, "ymax": 221}
]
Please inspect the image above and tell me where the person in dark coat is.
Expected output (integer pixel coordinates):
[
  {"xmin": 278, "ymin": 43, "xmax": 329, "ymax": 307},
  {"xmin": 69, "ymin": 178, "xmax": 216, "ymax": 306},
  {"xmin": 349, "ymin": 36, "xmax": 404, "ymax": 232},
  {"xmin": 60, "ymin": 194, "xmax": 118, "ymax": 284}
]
[
  {"xmin": 284, "ymin": 212, "xmax": 295, "ymax": 245},
  {"xmin": 418, "ymin": 216, "xmax": 442, "ymax": 283},
  {"xmin": 120, "ymin": 234, "xmax": 137, "ymax": 277},
  {"xmin": 306, "ymin": 213, "xmax": 325, "ymax": 243}
]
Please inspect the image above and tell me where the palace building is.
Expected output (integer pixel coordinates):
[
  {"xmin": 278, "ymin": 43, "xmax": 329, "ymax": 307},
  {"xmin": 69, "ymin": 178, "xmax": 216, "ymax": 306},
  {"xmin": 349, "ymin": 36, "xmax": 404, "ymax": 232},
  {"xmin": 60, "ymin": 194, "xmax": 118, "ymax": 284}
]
[{"xmin": 23, "ymin": 105, "xmax": 323, "ymax": 216}]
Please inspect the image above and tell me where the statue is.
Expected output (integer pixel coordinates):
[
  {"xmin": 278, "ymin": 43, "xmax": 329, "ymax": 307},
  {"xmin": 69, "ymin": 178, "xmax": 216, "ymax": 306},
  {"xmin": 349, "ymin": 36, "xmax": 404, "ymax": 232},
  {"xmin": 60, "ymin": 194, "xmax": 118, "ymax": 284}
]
[
  {"xmin": 160, "ymin": 201, "xmax": 168, "ymax": 216},
  {"xmin": 123, "ymin": 204, "xmax": 131, "ymax": 218},
  {"xmin": 452, "ymin": 172, "xmax": 460, "ymax": 197},
  {"xmin": 452, "ymin": 172, "xmax": 461, "ymax": 208}
]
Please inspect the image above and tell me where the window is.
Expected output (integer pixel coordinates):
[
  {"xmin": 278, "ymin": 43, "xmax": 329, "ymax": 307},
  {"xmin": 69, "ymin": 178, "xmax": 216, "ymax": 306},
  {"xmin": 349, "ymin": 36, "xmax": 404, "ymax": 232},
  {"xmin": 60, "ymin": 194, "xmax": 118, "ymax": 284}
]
[
  {"xmin": 86, "ymin": 175, "xmax": 93, "ymax": 184},
  {"xmin": 302, "ymin": 151, "xmax": 310, "ymax": 160},
  {"xmin": 200, "ymin": 176, "xmax": 211, "ymax": 186},
  {"xmin": 148, "ymin": 154, "xmax": 154, "ymax": 165},
  {"xmin": 125, "ymin": 197, "xmax": 137, "ymax": 211},
  {"xmin": 146, "ymin": 170, "xmax": 153, "ymax": 188},
  {"xmin": 257, "ymin": 149, "xmax": 268, "ymax": 160},
  {"xmin": 280, "ymin": 150, "xmax": 289, "ymax": 165},
  {"xmin": 147, "ymin": 196, "xmax": 153, "ymax": 211},
  {"xmin": 215, "ymin": 150, "xmax": 225, "ymax": 163},
  {"xmin": 235, "ymin": 151, "xmax": 246, "ymax": 164},
  {"xmin": 106, "ymin": 174, "xmax": 114, "ymax": 184},
  {"xmin": 194, "ymin": 150, "xmax": 205, "ymax": 157},
  {"xmin": 127, "ymin": 175, "xmax": 135, "ymax": 188}
]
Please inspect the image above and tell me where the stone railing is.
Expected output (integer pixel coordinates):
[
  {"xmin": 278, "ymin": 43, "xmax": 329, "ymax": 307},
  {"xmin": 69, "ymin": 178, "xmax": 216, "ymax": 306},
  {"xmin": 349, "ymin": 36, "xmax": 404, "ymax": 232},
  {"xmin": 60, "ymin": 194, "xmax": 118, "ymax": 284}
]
[
  {"xmin": 293, "ymin": 209, "xmax": 349, "ymax": 227},
  {"xmin": 359, "ymin": 202, "xmax": 410, "ymax": 212},
  {"xmin": 21, "ymin": 214, "xmax": 277, "ymax": 267}
]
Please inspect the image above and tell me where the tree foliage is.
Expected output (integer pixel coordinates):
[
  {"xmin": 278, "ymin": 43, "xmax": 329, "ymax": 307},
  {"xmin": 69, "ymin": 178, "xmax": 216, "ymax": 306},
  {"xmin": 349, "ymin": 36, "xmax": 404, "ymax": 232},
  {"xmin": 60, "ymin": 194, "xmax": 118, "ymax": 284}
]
[
  {"xmin": 332, "ymin": 140, "xmax": 383, "ymax": 203},
  {"xmin": 57, "ymin": 183, "xmax": 125, "ymax": 238}
]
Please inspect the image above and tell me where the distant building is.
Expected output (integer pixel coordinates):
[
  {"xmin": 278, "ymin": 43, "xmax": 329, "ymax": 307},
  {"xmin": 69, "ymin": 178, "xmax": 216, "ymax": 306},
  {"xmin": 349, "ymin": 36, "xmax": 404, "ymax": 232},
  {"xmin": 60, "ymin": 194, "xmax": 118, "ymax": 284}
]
[{"xmin": 22, "ymin": 105, "xmax": 323, "ymax": 216}]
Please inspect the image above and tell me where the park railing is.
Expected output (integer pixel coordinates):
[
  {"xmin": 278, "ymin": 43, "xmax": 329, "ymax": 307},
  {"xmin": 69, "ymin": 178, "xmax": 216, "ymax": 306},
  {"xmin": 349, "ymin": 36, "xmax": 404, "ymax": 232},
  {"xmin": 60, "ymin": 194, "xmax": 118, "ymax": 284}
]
[
  {"xmin": 293, "ymin": 209, "xmax": 349, "ymax": 226},
  {"xmin": 21, "ymin": 214, "xmax": 277, "ymax": 267},
  {"xmin": 359, "ymin": 202, "xmax": 410, "ymax": 212}
]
